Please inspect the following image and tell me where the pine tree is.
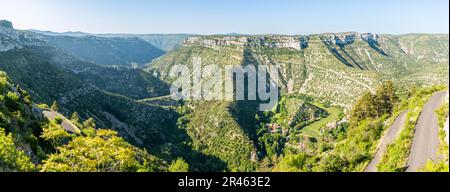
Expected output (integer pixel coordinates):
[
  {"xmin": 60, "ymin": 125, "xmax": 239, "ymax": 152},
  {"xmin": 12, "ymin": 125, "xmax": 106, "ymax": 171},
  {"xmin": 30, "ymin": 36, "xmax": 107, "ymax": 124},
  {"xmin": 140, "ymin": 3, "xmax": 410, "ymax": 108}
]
[
  {"xmin": 70, "ymin": 112, "xmax": 79, "ymax": 122},
  {"xmin": 83, "ymin": 118, "xmax": 96, "ymax": 129},
  {"xmin": 70, "ymin": 112, "xmax": 82, "ymax": 128}
]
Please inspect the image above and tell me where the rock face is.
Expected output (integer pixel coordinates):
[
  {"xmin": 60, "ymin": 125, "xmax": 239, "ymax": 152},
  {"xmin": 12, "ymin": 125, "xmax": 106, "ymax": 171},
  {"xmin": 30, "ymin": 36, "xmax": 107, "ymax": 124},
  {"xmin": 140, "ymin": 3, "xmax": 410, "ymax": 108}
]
[
  {"xmin": 0, "ymin": 20, "xmax": 13, "ymax": 29},
  {"xmin": 184, "ymin": 35, "xmax": 308, "ymax": 50},
  {"xmin": 361, "ymin": 33, "xmax": 381, "ymax": 43},
  {"xmin": 185, "ymin": 36, "xmax": 248, "ymax": 48},
  {"xmin": 184, "ymin": 33, "xmax": 382, "ymax": 51},
  {"xmin": 155, "ymin": 32, "xmax": 449, "ymax": 108},
  {"xmin": 247, "ymin": 36, "xmax": 308, "ymax": 50},
  {"xmin": 321, "ymin": 32, "xmax": 381, "ymax": 46},
  {"xmin": 321, "ymin": 32, "xmax": 358, "ymax": 45},
  {"xmin": 0, "ymin": 21, "xmax": 46, "ymax": 52}
]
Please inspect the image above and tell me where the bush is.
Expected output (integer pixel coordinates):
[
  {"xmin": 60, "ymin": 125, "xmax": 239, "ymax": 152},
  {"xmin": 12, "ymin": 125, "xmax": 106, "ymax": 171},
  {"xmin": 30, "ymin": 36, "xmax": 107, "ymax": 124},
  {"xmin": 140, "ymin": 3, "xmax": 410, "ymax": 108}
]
[
  {"xmin": 4, "ymin": 91, "xmax": 21, "ymax": 111},
  {"xmin": 0, "ymin": 112, "xmax": 10, "ymax": 132},
  {"xmin": 54, "ymin": 116, "xmax": 63, "ymax": 125},
  {"xmin": 0, "ymin": 128, "xmax": 35, "ymax": 171},
  {"xmin": 36, "ymin": 103, "xmax": 50, "ymax": 109},
  {"xmin": 419, "ymin": 160, "xmax": 449, "ymax": 172},
  {"xmin": 40, "ymin": 129, "xmax": 166, "ymax": 172},
  {"xmin": 273, "ymin": 153, "xmax": 312, "ymax": 172},
  {"xmin": 169, "ymin": 158, "xmax": 190, "ymax": 172},
  {"xmin": 40, "ymin": 122, "xmax": 73, "ymax": 148},
  {"xmin": 81, "ymin": 127, "xmax": 96, "ymax": 137}
]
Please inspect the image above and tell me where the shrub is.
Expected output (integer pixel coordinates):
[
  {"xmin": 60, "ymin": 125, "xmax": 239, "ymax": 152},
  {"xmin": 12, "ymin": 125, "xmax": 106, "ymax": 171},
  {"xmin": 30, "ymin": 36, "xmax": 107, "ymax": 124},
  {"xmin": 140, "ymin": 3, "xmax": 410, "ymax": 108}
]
[
  {"xmin": 40, "ymin": 122, "xmax": 73, "ymax": 148},
  {"xmin": 4, "ymin": 91, "xmax": 21, "ymax": 111},
  {"xmin": 169, "ymin": 158, "xmax": 190, "ymax": 172},
  {"xmin": 40, "ymin": 129, "xmax": 166, "ymax": 172},
  {"xmin": 419, "ymin": 160, "xmax": 449, "ymax": 172},
  {"xmin": 0, "ymin": 128, "xmax": 35, "ymax": 171},
  {"xmin": 54, "ymin": 116, "xmax": 63, "ymax": 125}
]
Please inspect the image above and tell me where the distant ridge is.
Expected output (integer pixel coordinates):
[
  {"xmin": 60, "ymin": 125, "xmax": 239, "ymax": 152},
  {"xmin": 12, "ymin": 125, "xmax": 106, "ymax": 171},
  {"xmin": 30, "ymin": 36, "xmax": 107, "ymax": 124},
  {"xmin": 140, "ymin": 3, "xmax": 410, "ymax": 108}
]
[{"xmin": 29, "ymin": 29, "xmax": 194, "ymax": 51}]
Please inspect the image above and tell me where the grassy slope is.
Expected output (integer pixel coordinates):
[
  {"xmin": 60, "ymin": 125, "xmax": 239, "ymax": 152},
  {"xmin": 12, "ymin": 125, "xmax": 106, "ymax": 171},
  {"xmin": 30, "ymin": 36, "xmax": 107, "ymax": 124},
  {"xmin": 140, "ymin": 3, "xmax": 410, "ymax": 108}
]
[
  {"xmin": 185, "ymin": 101, "xmax": 256, "ymax": 171},
  {"xmin": 300, "ymin": 105, "xmax": 343, "ymax": 137}
]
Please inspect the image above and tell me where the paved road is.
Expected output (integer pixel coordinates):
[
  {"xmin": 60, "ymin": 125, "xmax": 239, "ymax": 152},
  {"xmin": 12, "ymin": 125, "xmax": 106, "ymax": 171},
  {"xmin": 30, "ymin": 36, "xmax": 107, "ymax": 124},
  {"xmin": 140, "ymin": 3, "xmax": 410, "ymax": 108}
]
[
  {"xmin": 43, "ymin": 110, "xmax": 80, "ymax": 133},
  {"xmin": 365, "ymin": 110, "xmax": 409, "ymax": 172},
  {"xmin": 406, "ymin": 91, "xmax": 447, "ymax": 172}
]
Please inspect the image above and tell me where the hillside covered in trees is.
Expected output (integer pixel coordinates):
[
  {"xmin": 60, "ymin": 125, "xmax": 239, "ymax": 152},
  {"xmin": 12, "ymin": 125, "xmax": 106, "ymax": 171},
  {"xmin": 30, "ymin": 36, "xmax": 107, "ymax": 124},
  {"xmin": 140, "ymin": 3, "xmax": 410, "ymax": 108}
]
[{"xmin": 0, "ymin": 71, "xmax": 184, "ymax": 172}]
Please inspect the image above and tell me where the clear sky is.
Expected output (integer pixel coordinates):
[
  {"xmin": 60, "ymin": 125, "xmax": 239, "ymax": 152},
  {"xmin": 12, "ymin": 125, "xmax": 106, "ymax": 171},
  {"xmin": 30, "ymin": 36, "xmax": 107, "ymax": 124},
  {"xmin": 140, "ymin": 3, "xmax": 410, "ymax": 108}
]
[{"xmin": 0, "ymin": 0, "xmax": 448, "ymax": 35}]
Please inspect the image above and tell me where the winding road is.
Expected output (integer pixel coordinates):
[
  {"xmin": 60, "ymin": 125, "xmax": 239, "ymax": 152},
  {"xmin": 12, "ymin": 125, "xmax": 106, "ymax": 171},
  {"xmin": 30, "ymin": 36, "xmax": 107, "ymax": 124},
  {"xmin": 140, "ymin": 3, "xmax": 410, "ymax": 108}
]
[
  {"xmin": 42, "ymin": 110, "xmax": 80, "ymax": 133},
  {"xmin": 365, "ymin": 110, "xmax": 409, "ymax": 172},
  {"xmin": 406, "ymin": 91, "xmax": 447, "ymax": 172}
]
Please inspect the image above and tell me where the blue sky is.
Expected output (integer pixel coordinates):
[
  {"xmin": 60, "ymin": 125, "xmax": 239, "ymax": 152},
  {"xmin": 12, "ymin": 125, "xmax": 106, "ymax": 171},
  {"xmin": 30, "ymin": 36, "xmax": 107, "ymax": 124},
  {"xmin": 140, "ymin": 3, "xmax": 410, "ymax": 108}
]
[{"xmin": 0, "ymin": 0, "xmax": 448, "ymax": 34}]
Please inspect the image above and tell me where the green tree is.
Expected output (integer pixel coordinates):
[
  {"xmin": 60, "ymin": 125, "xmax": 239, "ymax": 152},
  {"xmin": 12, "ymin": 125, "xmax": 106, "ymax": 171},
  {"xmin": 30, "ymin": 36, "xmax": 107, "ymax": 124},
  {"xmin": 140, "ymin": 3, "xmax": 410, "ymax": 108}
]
[
  {"xmin": 350, "ymin": 92, "xmax": 376, "ymax": 123},
  {"xmin": 70, "ymin": 112, "xmax": 80, "ymax": 124},
  {"xmin": 0, "ymin": 112, "xmax": 10, "ymax": 131},
  {"xmin": 0, "ymin": 128, "xmax": 35, "ymax": 171},
  {"xmin": 70, "ymin": 112, "xmax": 82, "ymax": 128},
  {"xmin": 374, "ymin": 81, "xmax": 397, "ymax": 115},
  {"xmin": 350, "ymin": 81, "xmax": 398, "ymax": 124},
  {"xmin": 168, "ymin": 158, "xmax": 189, "ymax": 172},
  {"xmin": 273, "ymin": 153, "xmax": 311, "ymax": 172},
  {"xmin": 313, "ymin": 154, "xmax": 348, "ymax": 172},
  {"xmin": 40, "ymin": 121, "xmax": 72, "ymax": 148},
  {"xmin": 5, "ymin": 91, "xmax": 21, "ymax": 111},
  {"xmin": 40, "ymin": 129, "xmax": 166, "ymax": 172},
  {"xmin": 81, "ymin": 118, "xmax": 97, "ymax": 137},
  {"xmin": 83, "ymin": 118, "xmax": 96, "ymax": 129}
]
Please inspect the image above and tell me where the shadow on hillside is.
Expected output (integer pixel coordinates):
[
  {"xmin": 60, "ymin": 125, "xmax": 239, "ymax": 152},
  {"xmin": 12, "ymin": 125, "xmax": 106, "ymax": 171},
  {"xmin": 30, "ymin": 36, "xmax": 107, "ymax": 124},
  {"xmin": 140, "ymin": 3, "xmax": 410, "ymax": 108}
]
[
  {"xmin": 228, "ymin": 47, "xmax": 274, "ymax": 143},
  {"xmin": 148, "ymin": 107, "xmax": 229, "ymax": 172},
  {"xmin": 178, "ymin": 145, "xmax": 229, "ymax": 172},
  {"xmin": 363, "ymin": 38, "xmax": 389, "ymax": 57},
  {"xmin": 65, "ymin": 90, "xmax": 229, "ymax": 171}
]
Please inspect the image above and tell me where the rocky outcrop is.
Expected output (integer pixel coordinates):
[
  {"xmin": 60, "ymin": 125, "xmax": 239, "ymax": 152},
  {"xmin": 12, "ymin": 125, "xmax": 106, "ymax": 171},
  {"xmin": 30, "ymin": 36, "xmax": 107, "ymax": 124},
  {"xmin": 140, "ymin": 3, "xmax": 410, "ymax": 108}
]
[
  {"xmin": 321, "ymin": 32, "xmax": 358, "ymax": 45},
  {"xmin": 184, "ymin": 33, "xmax": 382, "ymax": 51},
  {"xmin": 361, "ymin": 33, "xmax": 381, "ymax": 43},
  {"xmin": 321, "ymin": 32, "xmax": 381, "ymax": 46},
  {"xmin": 247, "ymin": 36, "xmax": 308, "ymax": 50},
  {"xmin": 1, "ymin": 21, "xmax": 46, "ymax": 52},
  {"xmin": 184, "ymin": 35, "xmax": 309, "ymax": 50},
  {"xmin": 184, "ymin": 36, "xmax": 248, "ymax": 48}
]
